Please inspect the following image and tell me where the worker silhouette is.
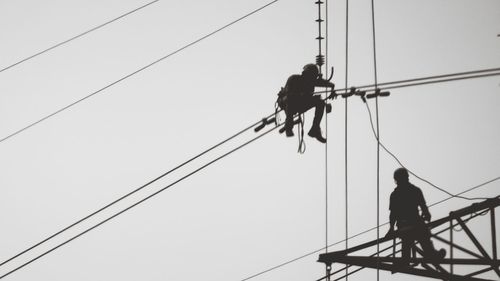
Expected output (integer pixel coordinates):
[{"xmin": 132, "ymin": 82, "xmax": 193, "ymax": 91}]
[
  {"xmin": 278, "ymin": 64, "xmax": 335, "ymax": 143},
  {"xmin": 386, "ymin": 168, "xmax": 446, "ymax": 263}
]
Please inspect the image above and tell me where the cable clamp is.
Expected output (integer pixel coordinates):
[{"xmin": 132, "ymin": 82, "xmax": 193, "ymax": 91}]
[
  {"xmin": 254, "ymin": 117, "xmax": 276, "ymax": 132},
  {"xmin": 366, "ymin": 88, "xmax": 390, "ymax": 99}
]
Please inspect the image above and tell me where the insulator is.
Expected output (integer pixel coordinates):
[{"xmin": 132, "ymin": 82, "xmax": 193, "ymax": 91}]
[{"xmin": 316, "ymin": 55, "xmax": 325, "ymax": 66}]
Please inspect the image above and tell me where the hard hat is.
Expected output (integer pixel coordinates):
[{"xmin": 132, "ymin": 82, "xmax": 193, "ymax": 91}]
[{"xmin": 302, "ymin": 63, "xmax": 319, "ymax": 77}]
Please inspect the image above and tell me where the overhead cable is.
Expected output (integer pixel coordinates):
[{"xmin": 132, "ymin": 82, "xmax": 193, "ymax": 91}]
[
  {"xmin": 0, "ymin": 123, "xmax": 280, "ymax": 280},
  {"xmin": 362, "ymin": 101, "xmax": 491, "ymax": 201},
  {"xmin": 0, "ymin": 0, "xmax": 160, "ymax": 73},
  {"xmin": 0, "ymin": 0, "xmax": 279, "ymax": 144},
  {"xmin": 313, "ymin": 68, "xmax": 500, "ymax": 95},
  {"xmin": 0, "ymin": 114, "xmax": 272, "ymax": 269}
]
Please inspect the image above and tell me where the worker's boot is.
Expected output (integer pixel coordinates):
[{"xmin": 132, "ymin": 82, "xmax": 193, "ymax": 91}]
[
  {"xmin": 308, "ymin": 126, "xmax": 326, "ymax": 143},
  {"xmin": 285, "ymin": 118, "xmax": 294, "ymax": 137}
]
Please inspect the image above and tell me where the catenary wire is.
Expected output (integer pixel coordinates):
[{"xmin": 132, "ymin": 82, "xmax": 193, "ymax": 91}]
[
  {"xmin": 0, "ymin": 113, "xmax": 272, "ymax": 269},
  {"xmin": 240, "ymin": 178, "xmax": 499, "ymax": 281},
  {"xmin": 0, "ymin": 0, "xmax": 160, "ymax": 73},
  {"xmin": 313, "ymin": 68, "xmax": 500, "ymax": 95},
  {"xmin": 0, "ymin": 123, "xmax": 281, "ymax": 280},
  {"xmin": 0, "ymin": 0, "xmax": 279, "ymax": 144},
  {"xmin": 362, "ymin": 101, "xmax": 490, "ymax": 201}
]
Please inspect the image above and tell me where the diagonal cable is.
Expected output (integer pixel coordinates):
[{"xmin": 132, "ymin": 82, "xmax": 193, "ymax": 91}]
[
  {"xmin": 0, "ymin": 0, "xmax": 160, "ymax": 73},
  {"xmin": 0, "ymin": 113, "xmax": 272, "ymax": 269},
  {"xmin": 0, "ymin": 122, "xmax": 281, "ymax": 280},
  {"xmin": 0, "ymin": 0, "xmax": 279, "ymax": 144}
]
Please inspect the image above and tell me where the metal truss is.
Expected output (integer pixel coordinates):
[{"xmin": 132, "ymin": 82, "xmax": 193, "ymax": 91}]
[{"xmin": 317, "ymin": 196, "xmax": 500, "ymax": 281}]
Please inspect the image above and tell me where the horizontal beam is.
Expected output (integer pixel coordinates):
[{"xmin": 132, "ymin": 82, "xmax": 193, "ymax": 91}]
[
  {"xmin": 334, "ymin": 256, "xmax": 499, "ymax": 266},
  {"xmin": 330, "ymin": 256, "xmax": 495, "ymax": 281}
]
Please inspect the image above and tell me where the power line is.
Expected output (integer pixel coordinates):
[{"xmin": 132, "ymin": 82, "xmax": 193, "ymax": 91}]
[
  {"xmin": 354, "ymin": 67, "xmax": 500, "ymax": 90},
  {"xmin": 0, "ymin": 0, "xmax": 279, "ymax": 144},
  {"xmin": 362, "ymin": 101, "xmax": 490, "ymax": 201},
  {"xmin": 313, "ymin": 67, "xmax": 500, "ymax": 95},
  {"xmin": 0, "ymin": 123, "xmax": 280, "ymax": 280},
  {"xmin": 239, "ymin": 177, "xmax": 499, "ymax": 281},
  {"xmin": 0, "ymin": 0, "xmax": 160, "ymax": 73},
  {"xmin": 0, "ymin": 113, "xmax": 272, "ymax": 269}
]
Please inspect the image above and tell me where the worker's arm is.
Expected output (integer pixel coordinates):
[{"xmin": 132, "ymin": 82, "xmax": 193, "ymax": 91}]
[
  {"xmin": 385, "ymin": 211, "xmax": 396, "ymax": 238},
  {"xmin": 315, "ymin": 78, "xmax": 335, "ymax": 88},
  {"xmin": 418, "ymin": 189, "xmax": 432, "ymax": 222},
  {"xmin": 385, "ymin": 195, "xmax": 396, "ymax": 238}
]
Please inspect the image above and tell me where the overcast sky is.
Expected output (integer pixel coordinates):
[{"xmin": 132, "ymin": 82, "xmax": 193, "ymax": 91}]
[{"xmin": 1, "ymin": 0, "xmax": 499, "ymax": 280}]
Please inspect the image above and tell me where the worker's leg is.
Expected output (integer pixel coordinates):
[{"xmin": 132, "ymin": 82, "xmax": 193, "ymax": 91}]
[
  {"xmin": 308, "ymin": 96, "xmax": 326, "ymax": 143},
  {"xmin": 401, "ymin": 237, "xmax": 413, "ymax": 265},
  {"xmin": 284, "ymin": 100, "xmax": 298, "ymax": 137},
  {"xmin": 416, "ymin": 224, "xmax": 446, "ymax": 260}
]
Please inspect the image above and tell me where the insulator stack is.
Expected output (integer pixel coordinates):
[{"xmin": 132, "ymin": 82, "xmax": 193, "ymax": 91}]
[
  {"xmin": 315, "ymin": 0, "xmax": 325, "ymax": 74},
  {"xmin": 316, "ymin": 54, "xmax": 325, "ymax": 67}
]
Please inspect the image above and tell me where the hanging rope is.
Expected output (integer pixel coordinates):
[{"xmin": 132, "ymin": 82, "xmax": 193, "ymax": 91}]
[{"xmin": 298, "ymin": 114, "xmax": 306, "ymax": 153}]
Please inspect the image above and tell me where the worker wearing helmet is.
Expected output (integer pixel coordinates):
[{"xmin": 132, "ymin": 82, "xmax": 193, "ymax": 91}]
[
  {"xmin": 386, "ymin": 168, "xmax": 446, "ymax": 263},
  {"xmin": 280, "ymin": 63, "xmax": 335, "ymax": 143}
]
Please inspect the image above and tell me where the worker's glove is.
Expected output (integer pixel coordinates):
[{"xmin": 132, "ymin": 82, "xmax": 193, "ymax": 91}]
[
  {"xmin": 329, "ymin": 90, "xmax": 338, "ymax": 100},
  {"xmin": 422, "ymin": 212, "xmax": 431, "ymax": 222}
]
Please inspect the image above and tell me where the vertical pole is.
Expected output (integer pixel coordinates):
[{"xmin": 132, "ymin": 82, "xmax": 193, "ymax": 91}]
[
  {"xmin": 315, "ymin": 3, "xmax": 328, "ymax": 281},
  {"xmin": 492, "ymin": 208, "xmax": 497, "ymax": 261},
  {"xmin": 450, "ymin": 217, "xmax": 454, "ymax": 275}
]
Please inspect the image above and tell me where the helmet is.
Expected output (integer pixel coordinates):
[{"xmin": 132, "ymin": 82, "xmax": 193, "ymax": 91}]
[
  {"xmin": 302, "ymin": 63, "xmax": 319, "ymax": 78},
  {"xmin": 394, "ymin": 168, "xmax": 409, "ymax": 184}
]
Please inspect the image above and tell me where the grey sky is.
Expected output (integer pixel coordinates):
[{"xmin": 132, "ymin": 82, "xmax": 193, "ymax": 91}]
[{"xmin": 0, "ymin": 0, "xmax": 499, "ymax": 280}]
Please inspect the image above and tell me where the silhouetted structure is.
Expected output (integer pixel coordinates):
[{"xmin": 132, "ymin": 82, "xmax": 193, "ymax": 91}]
[
  {"xmin": 386, "ymin": 168, "xmax": 445, "ymax": 263},
  {"xmin": 318, "ymin": 196, "xmax": 500, "ymax": 280},
  {"xmin": 277, "ymin": 64, "xmax": 335, "ymax": 143}
]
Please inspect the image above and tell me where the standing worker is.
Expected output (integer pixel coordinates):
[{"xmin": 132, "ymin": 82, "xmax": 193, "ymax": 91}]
[{"xmin": 386, "ymin": 168, "xmax": 446, "ymax": 263}]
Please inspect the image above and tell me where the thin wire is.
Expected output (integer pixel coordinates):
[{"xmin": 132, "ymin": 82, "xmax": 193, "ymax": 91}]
[
  {"xmin": 354, "ymin": 67, "xmax": 500, "ymax": 90},
  {"xmin": 324, "ymin": 0, "xmax": 329, "ymax": 256},
  {"xmin": 0, "ymin": 0, "xmax": 161, "ymax": 73},
  {"xmin": 312, "ymin": 68, "xmax": 500, "ymax": 95},
  {"xmin": 239, "ymin": 178, "xmax": 498, "ymax": 281},
  {"xmin": 362, "ymin": 101, "xmax": 490, "ymax": 201},
  {"xmin": 368, "ymin": 0, "xmax": 380, "ymax": 279},
  {"xmin": 0, "ymin": 0, "xmax": 280, "ymax": 144},
  {"xmin": 0, "ymin": 124, "xmax": 281, "ymax": 280},
  {"xmin": 0, "ymin": 113, "xmax": 271, "ymax": 269},
  {"xmin": 344, "ymin": 0, "xmax": 349, "ymax": 280}
]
